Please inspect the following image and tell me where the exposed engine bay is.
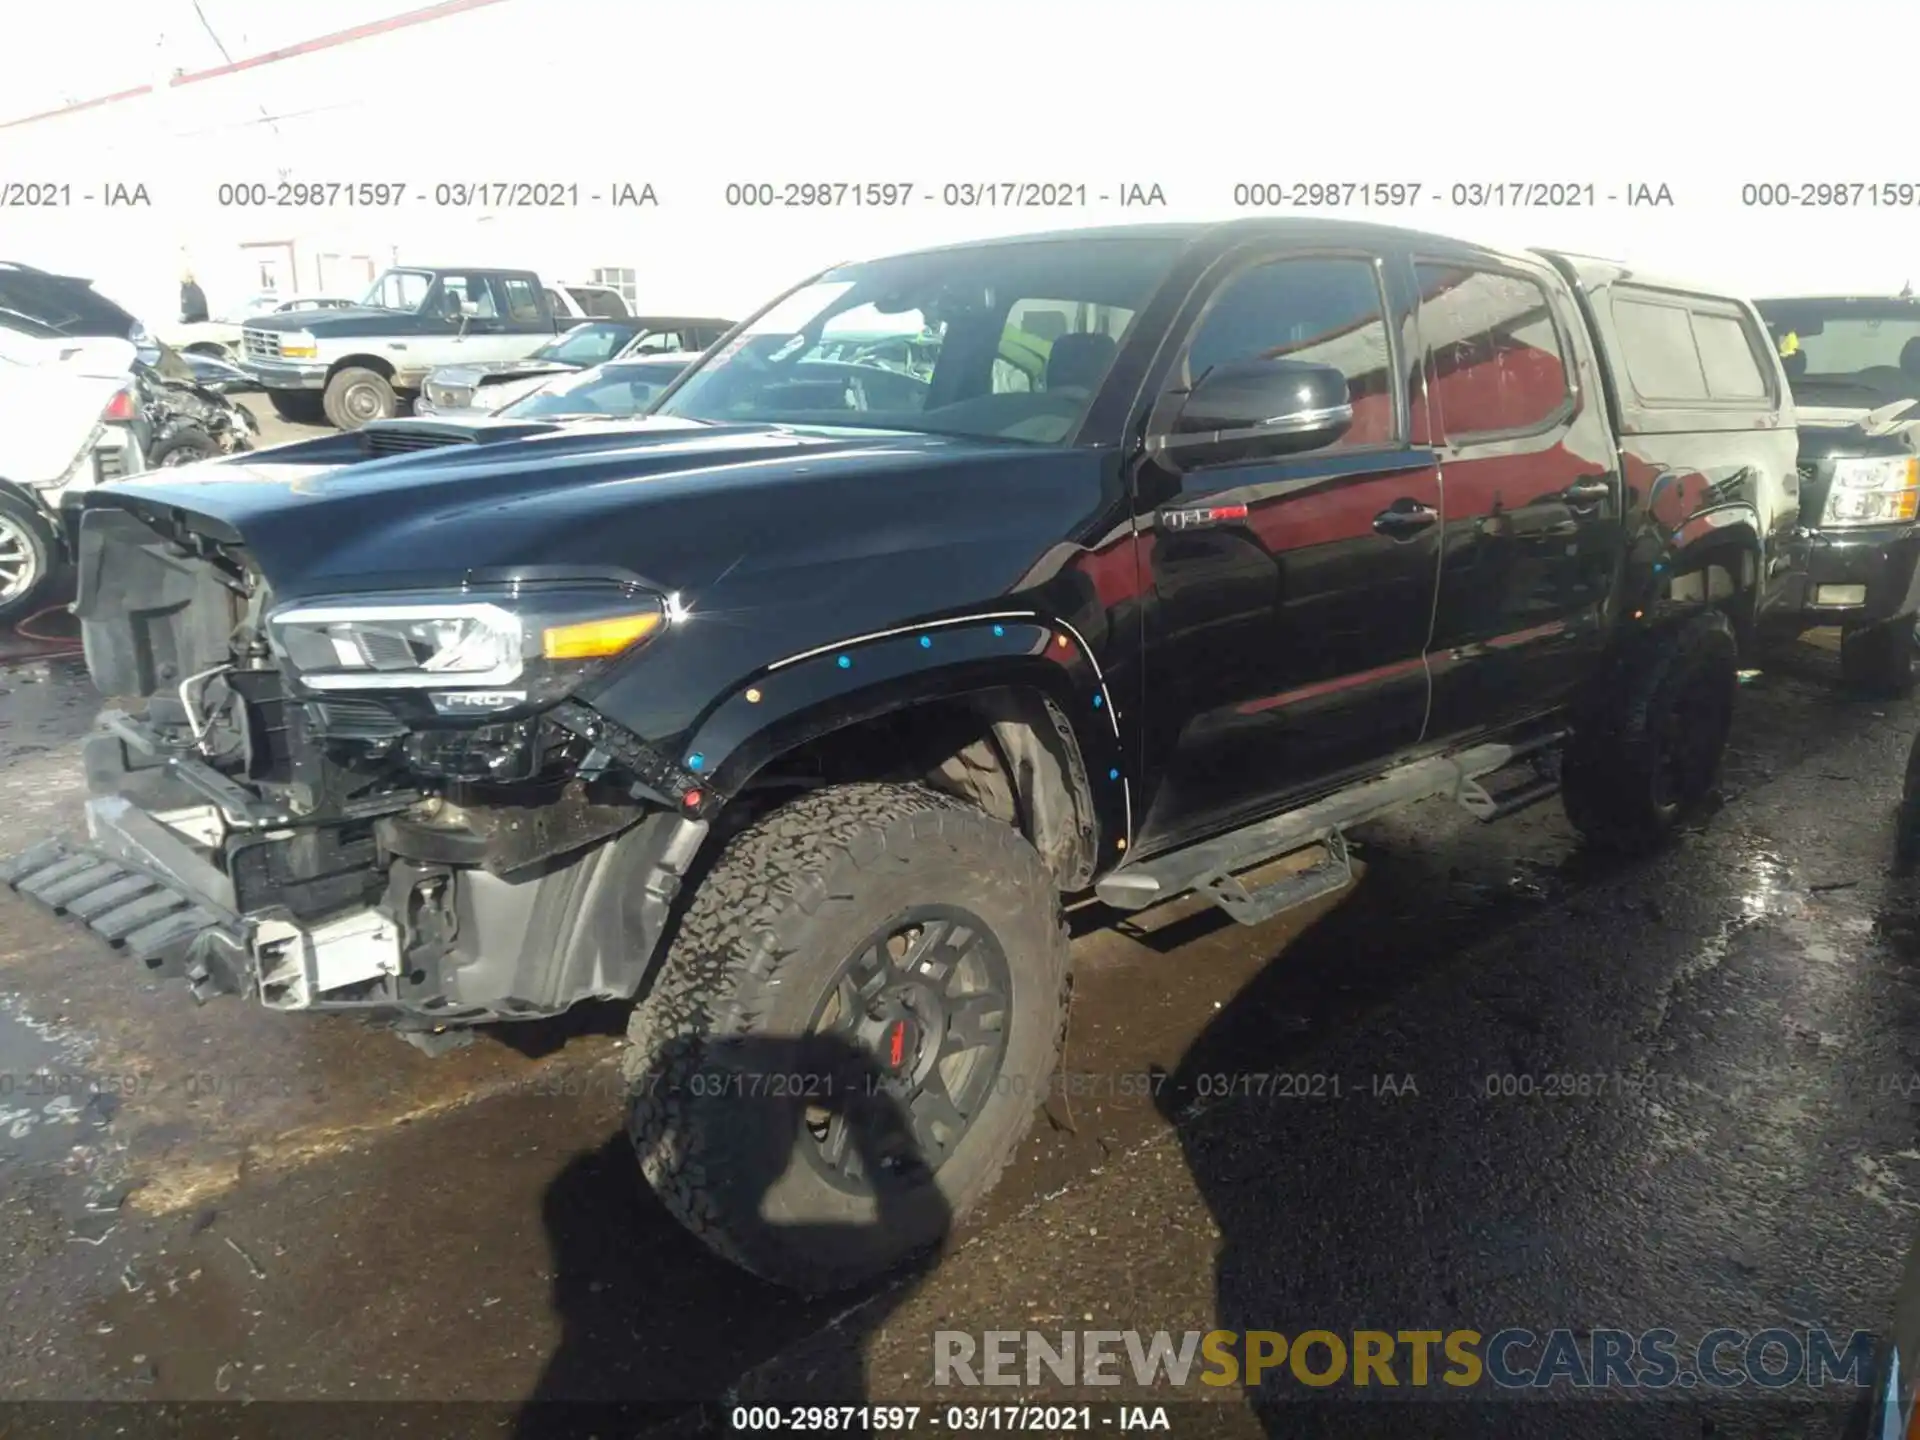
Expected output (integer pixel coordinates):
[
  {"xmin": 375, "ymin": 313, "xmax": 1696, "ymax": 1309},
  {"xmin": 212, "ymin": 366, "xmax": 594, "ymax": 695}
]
[{"xmin": 18, "ymin": 501, "xmax": 709, "ymax": 1037}]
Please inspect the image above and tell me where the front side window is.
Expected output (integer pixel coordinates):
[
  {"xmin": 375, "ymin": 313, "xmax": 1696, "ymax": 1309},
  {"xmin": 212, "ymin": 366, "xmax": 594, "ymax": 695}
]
[
  {"xmin": 499, "ymin": 277, "xmax": 543, "ymax": 324},
  {"xmin": 1417, "ymin": 264, "xmax": 1570, "ymax": 438},
  {"xmin": 437, "ymin": 274, "xmax": 499, "ymax": 320},
  {"xmin": 1183, "ymin": 256, "xmax": 1399, "ymax": 448},
  {"xmin": 363, "ymin": 269, "xmax": 434, "ymax": 312},
  {"xmin": 655, "ymin": 237, "xmax": 1183, "ymax": 444}
]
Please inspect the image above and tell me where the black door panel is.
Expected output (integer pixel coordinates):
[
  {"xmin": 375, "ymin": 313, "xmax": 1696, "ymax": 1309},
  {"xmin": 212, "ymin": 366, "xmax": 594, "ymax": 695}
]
[
  {"xmin": 1412, "ymin": 260, "xmax": 1625, "ymax": 741},
  {"xmin": 1132, "ymin": 250, "xmax": 1442, "ymax": 855}
]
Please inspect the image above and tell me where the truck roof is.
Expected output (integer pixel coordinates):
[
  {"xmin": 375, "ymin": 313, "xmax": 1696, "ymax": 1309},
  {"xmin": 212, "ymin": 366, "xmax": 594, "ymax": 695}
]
[
  {"xmin": 868, "ymin": 216, "xmax": 1496, "ymax": 260},
  {"xmin": 1534, "ymin": 249, "xmax": 1756, "ymax": 307}
]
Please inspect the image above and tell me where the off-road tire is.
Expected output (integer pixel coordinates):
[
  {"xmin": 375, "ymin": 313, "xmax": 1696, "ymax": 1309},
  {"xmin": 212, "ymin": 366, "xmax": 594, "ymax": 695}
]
[
  {"xmin": 624, "ymin": 781, "xmax": 1070, "ymax": 1293},
  {"xmin": 0, "ymin": 493, "xmax": 59, "ymax": 625},
  {"xmin": 321, "ymin": 367, "xmax": 397, "ymax": 430},
  {"xmin": 266, "ymin": 389, "xmax": 325, "ymax": 425},
  {"xmin": 1898, "ymin": 729, "xmax": 1920, "ymax": 872},
  {"xmin": 1841, "ymin": 618, "xmax": 1916, "ymax": 698},
  {"xmin": 1562, "ymin": 610, "xmax": 1738, "ymax": 853}
]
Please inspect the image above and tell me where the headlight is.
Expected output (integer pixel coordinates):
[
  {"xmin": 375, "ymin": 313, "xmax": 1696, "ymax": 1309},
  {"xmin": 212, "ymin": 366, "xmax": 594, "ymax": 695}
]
[
  {"xmin": 1823, "ymin": 456, "xmax": 1920, "ymax": 527},
  {"xmin": 279, "ymin": 330, "xmax": 319, "ymax": 359},
  {"xmin": 267, "ymin": 586, "xmax": 668, "ymax": 712}
]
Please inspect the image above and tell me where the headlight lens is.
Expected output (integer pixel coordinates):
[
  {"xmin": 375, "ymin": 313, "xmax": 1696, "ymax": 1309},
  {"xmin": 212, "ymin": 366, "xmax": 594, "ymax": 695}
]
[
  {"xmin": 279, "ymin": 330, "xmax": 319, "ymax": 359},
  {"xmin": 1823, "ymin": 455, "xmax": 1920, "ymax": 527},
  {"xmin": 268, "ymin": 588, "xmax": 666, "ymax": 709}
]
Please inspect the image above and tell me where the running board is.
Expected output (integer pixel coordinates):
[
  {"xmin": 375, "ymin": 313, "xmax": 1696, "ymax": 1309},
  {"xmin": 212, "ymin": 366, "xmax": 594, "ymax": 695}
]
[{"xmin": 1097, "ymin": 734, "xmax": 1564, "ymax": 920}]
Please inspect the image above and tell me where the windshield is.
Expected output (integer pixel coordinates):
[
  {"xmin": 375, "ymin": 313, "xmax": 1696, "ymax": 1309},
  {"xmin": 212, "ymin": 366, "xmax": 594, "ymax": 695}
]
[
  {"xmin": 361, "ymin": 269, "xmax": 434, "ymax": 311},
  {"xmin": 534, "ymin": 322, "xmax": 636, "ymax": 366},
  {"xmin": 1755, "ymin": 298, "xmax": 1920, "ymax": 407},
  {"xmin": 502, "ymin": 358, "xmax": 695, "ymax": 419},
  {"xmin": 653, "ymin": 237, "xmax": 1185, "ymax": 444}
]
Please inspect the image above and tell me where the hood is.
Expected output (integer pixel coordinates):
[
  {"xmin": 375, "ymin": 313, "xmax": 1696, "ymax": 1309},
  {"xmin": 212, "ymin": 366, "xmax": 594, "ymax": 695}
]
[
  {"xmin": 243, "ymin": 307, "xmax": 454, "ymax": 337},
  {"xmin": 83, "ymin": 420, "xmax": 1104, "ymax": 606},
  {"xmin": 430, "ymin": 358, "xmax": 575, "ymax": 389},
  {"xmin": 473, "ymin": 373, "xmax": 555, "ymax": 411}
]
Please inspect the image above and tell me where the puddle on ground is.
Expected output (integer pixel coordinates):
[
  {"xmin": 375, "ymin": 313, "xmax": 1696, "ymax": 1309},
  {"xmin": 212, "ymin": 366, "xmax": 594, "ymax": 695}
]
[{"xmin": 0, "ymin": 996, "xmax": 135, "ymax": 1237}]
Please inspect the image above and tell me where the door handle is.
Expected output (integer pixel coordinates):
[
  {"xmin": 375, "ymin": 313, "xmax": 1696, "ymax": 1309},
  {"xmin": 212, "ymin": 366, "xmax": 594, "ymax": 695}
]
[
  {"xmin": 1562, "ymin": 476, "xmax": 1613, "ymax": 505},
  {"xmin": 1372, "ymin": 499, "xmax": 1439, "ymax": 538}
]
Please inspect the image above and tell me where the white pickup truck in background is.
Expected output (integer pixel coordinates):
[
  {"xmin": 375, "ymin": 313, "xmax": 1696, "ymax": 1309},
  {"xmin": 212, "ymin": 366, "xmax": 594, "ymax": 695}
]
[{"xmin": 233, "ymin": 265, "xmax": 634, "ymax": 429}]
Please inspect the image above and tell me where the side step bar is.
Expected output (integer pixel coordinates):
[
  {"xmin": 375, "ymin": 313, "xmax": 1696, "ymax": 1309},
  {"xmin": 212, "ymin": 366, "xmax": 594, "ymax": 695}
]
[
  {"xmin": 0, "ymin": 837, "xmax": 247, "ymax": 1002},
  {"xmin": 1096, "ymin": 733, "xmax": 1564, "ymax": 923}
]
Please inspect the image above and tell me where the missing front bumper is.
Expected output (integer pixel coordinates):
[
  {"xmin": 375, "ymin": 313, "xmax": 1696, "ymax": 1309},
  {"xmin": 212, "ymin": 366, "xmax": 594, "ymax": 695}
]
[{"xmin": 0, "ymin": 822, "xmax": 247, "ymax": 1002}]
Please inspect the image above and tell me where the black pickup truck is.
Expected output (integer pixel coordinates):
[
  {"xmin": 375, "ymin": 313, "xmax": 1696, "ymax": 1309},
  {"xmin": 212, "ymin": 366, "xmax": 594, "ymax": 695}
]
[
  {"xmin": 3, "ymin": 219, "xmax": 1798, "ymax": 1291},
  {"xmin": 1753, "ymin": 294, "xmax": 1920, "ymax": 694}
]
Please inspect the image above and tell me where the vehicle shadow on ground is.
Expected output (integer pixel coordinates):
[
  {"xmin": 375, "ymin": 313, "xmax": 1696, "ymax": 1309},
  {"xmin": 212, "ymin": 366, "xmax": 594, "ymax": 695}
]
[
  {"xmin": 1141, "ymin": 661, "xmax": 1902, "ymax": 1439},
  {"xmin": 515, "ymin": 1032, "xmax": 950, "ymax": 1439}
]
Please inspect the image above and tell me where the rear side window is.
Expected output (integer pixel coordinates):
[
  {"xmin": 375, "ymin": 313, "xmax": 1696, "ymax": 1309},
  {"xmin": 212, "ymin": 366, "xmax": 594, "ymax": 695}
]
[
  {"xmin": 1183, "ymin": 256, "xmax": 1399, "ymax": 448},
  {"xmin": 1414, "ymin": 263, "xmax": 1570, "ymax": 440},
  {"xmin": 1691, "ymin": 311, "xmax": 1770, "ymax": 400},
  {"xmin": 1611, "ymin": 290, "xmax": 1774, "ymax": 405}
]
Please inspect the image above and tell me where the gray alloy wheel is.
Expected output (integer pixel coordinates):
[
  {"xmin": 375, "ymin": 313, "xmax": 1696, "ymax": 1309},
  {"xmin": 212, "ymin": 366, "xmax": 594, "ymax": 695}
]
[{"xmin": 0, "ymin": 499, "xmax": 54, "ymax": 623}]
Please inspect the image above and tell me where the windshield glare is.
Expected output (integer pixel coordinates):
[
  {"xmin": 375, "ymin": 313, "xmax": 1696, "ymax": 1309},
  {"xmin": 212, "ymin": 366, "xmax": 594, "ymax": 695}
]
[
  {"xmin": 362, "ymin": 269, "xmax": 433, "ymax": 311},
  {"xmin": 654, "ymin": 238, "xmax": 1185, "ymax": 444},
  {"xmin": 536, "ymin": 323, "xmax": 631, "ymax": 366},
  {"xmin": 1757, "ymin": 300, "xmax": 1920, "ymax": 407},
  {"xmin": 503, "ymin": 360, "xmax": 692, "ymax": 419}
]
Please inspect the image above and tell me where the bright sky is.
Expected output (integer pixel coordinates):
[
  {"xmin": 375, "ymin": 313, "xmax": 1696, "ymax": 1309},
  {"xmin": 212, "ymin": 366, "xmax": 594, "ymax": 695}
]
[{"xmin": 3, "ymin": 0, "xmax": 1916, "ymax": 324}]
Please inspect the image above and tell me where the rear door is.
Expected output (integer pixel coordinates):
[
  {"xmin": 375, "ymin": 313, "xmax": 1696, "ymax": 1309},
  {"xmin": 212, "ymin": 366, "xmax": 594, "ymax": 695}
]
[
  {"xmin": 1413, "ymin": 253, "xmax": 1623, "ymax": 741},
  {"xmin": 1131, "ymin": 245, "xmax": 1444, "ymax": 853}
]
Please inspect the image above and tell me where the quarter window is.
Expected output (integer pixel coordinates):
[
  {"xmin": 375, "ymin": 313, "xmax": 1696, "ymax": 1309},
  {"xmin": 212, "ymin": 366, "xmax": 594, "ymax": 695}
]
[
  {"xmin": 1415, "ymin": 264, "xmax": 1570, "ymax": 439},
  {"xmin": 1612, "ymin": 290, "xmax": 1773, "ymax": 404},
  {"xmin": 1690, "ymin": 311, "xmax": 1769, "ymax": 400},
  {"xmin": 1611, "ymin": 297, "xmax": 1708, "ymax": 401}
]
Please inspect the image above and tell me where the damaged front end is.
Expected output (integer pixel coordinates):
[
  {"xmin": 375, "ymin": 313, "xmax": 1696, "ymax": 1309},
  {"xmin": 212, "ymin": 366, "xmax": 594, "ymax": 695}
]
[{"xmin": 2, "ymin": 500, "xmax": 709, "ymax": 1036}]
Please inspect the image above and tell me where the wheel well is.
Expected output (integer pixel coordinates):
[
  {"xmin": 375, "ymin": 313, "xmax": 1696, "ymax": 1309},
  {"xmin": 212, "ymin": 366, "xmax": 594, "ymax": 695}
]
[
  {"xmin": 181, "ymin": 342, "xmax": 229, "ymax": 358},
  {"xmin": 326, "ymin": 355, "xmax": 395, "ymax": 383},
  {"xmin": 734, "ymin": 687, "xmax": 1100, "ymax": 890},
  {"xmin": 1664, "ymin": 538, "xmax": 1759, "ymax": 649}
]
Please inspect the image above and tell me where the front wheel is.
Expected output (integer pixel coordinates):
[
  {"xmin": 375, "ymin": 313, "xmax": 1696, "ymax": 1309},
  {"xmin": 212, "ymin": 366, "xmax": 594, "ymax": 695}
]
[
  {"xmin": 1562, "ymin": 610, "xmax": 1739, "ymax": 853},
  {"xmin": 624, "ymin": 782, "xmax": 1070, "ymax": 1292},
  {"xmin": 0, "ymin": 495, "xmax": 59, "ymax": 625},
  {"xmin": 1841, "ymin": 618, "xmax": 1916, "ymax": 698},
  {"xmin": 321, "ymin": 367, "xmax": 397, "ymax": 430}
]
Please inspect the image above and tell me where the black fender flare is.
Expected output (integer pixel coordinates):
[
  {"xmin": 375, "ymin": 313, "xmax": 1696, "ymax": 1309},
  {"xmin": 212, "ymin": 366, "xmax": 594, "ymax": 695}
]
[{"xmin": 678, "ymin": 611, "xmax": 1133, "ymax": 867}]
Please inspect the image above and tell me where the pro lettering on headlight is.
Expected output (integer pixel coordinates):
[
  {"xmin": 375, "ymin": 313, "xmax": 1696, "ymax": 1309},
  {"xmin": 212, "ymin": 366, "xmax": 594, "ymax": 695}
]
[{"xmin": 266, "ymin": 586, "xmax": 668, "ymax": 711}]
